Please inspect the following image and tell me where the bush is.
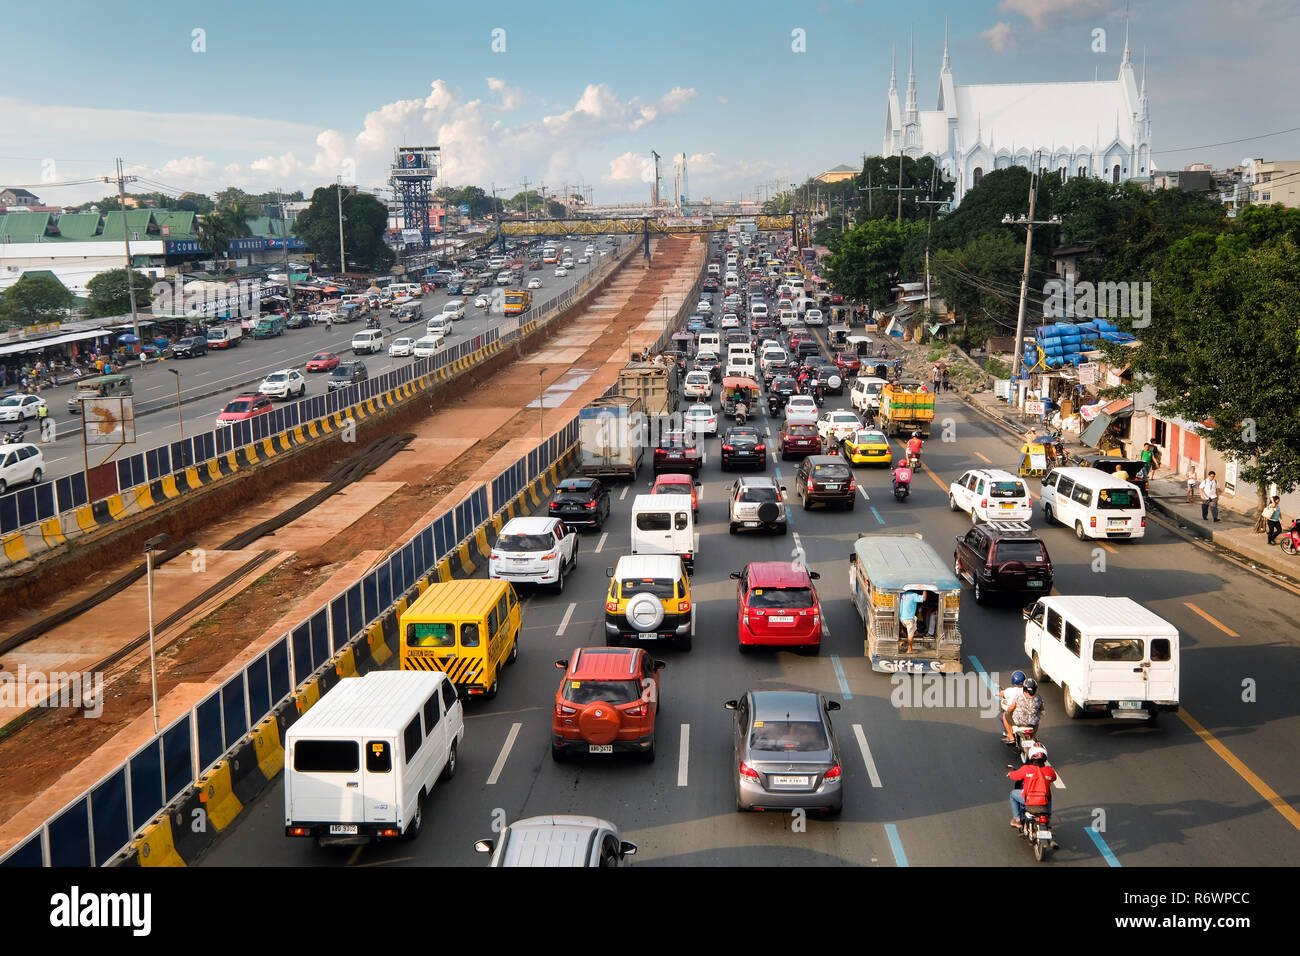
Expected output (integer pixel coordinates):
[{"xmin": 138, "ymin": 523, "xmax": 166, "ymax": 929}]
[{"xmin": 984, "ymin": 356, "xmax": 1011, "ymax": 379}]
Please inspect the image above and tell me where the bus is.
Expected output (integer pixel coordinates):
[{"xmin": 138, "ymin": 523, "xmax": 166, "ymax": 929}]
[
  {"xmin": 542, "ymin": 245, "xmax": 559, "ymax": 264},
  {"xmin": 503, "ymin": 290, "xmax": 532, "ymax": 316}
]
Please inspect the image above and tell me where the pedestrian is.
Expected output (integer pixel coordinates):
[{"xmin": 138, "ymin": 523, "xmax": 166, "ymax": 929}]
[
  {"xmin": 1140, "ymin": 442, "xmax": 1155, "ymax": 474},
  {"xmin": 1185, "ymin": 464, "xmax": 1199, "ymax": 503},
  {"xmin": 942, "ymin": 365, "xmax": 950, "ymax": 392},
  {"xmin": 39, "ymin": 408, "xmax": 53, "ymax": 443},
  {"xmin": 932, "ymin": 364, "xmax": 942, "ymax": 390},
  {"xmin": 1265, "ymin": 495, "xmax": 1283, "ymax": 544},
  {"xmin": 1200, "ymin": 470, "xmax": 1220, "ymax": 522}
]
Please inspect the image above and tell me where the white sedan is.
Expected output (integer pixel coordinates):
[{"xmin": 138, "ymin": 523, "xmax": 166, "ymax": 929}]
[
  {"xmin": 554, "ymin": 267, "xmax": 568, "ymax": 277},
  {"xmin": 817, "ymin": 409, "xmax": 862, "ymax": 444},
  {"xmin": 696, "ymin": 300, "xmax": 713, "ymax": 315},
  {"xmin": 527, "ymin": 277, "xmax": 543, "ymax": 289},
  {"xmin": 683, "ymin": 403, "xmax": 718, "ymax": 437},
  {"xmin": 258, "ymin": 368, "xmax": 306, "ymax": 400},
  {"xmin": 389, "ymin": 337, "xmax": 415, "ymax": 357},
  {"xmin": 720, "ymin": 314, "xmax": 741, "ymax": 330},
  {"xmin": 0, "ymin": 394, "xmax": 47, "ymax": 422},
  {"xmin": 783, "ymin": 395, "xmax": 819, "ymax": 422},
  {"xmin": 804, "ymin": 309, "xmax": 825, "ymax": 325}
]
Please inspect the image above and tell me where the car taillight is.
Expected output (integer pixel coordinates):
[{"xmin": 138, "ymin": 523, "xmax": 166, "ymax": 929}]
[
  {"xmin": 555, "ymin": 703, "xmax": 576, "ymax": 716},
  {"xmin": 678, "ymin": 600, "xmax": 690, "ymax": 612},
  {"xmin": 848, "ymin": 481, "xmax": 856, "ymax": 492},
  {"xmin": 1090, "ymin": 516, "xmax": 1097, "ymax": 527},
  {"xmin": 807, "ymin": 480, "xmax": 815, "ymax": 493},
  {"xmin": 981, "ymin": 498, "xmax": 988, "ymax": 509},
  {"xmin": 585, "ymin": 499, "xmax": 598, "ymax": 509},
  {"xmin": 739, "ymin": 762, "xmax": 760, "ymax": 779},
  {"xmin": 625, "ymin": 703, "xmax": 647, "ymax": 717},
  {"xmin": 542, "ymin": 552, "xmax": 556, "ymax": 560},
  {"xmin": 723, "ymin": 444, "xmax": 734, "ymax": 451},
  {"xmin": 755, "ymin": 444, "xmax": 765, "ymax": 452},
  {"xmin": 489, "ymin": 552, "xmax": 498, "ymax": 560},
  {"xmin": 824, "ymin": 764, "xmax": 842, "ymax": 780},
  {"xmin": 606, "ymin": 601, "xmax": 619, "ymax": 612},
  {"xmin": 1141, "ymin": 517, "xmax": 1146, "ymax": 527}
]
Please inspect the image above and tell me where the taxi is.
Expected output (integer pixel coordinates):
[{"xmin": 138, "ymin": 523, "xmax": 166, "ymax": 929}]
[{"xmin": 841, "ymin": 428, "xmax": 892, "ymax": 466}]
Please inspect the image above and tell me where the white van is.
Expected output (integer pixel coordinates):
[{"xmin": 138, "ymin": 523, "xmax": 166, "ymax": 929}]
[
  {"xmin": 726, "ymin": 354, "xmax": 756, "ymax": 379},
  {"xmin": 1040, "ymin": 467, "xmax": 1146, "ymax": 540},
  {"xmin": 760, "ymin": 347, "xmax": 788, "ymax": 373},
  {"xmin": 350, "ymin": 329, "xmax": 385, "ymax": 355},
  {"xmin": 426, "ymin": 315, "xmax": 452, "ymax": 337},
  {"xmin": 750, "ymin": 302, "xmax": 769, "ymax": 321},
  {"xmin": 696, "ymin": 332, "xmax": 721, "ymax": 355},
  {"xmin": 724, "ymin": 272, "xmax": 740, "ymax": 290},
  {"xmin": 1023, "ymin": 596, "xmax": 1179, "ymax": 720},
  {"xmin": 707, "ymin": 263, "xmax": 721, "ymax": 276},
  {"xmin": 850, "ymin": 377, "xmax": 888, "ymax": 414},
  {"xmin": 949, "ymin": 468, "xmax": 1032, "ymax": 523},
  {"xmin": 630, "ymin": 493, "xmax": 698, "ymax": 573},
  {"xmin": 284, "ymin": 671, "xmax": 464, "ymax": 846}
]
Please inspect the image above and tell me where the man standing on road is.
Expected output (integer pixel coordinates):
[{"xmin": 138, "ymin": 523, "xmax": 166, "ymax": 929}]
[
  {"xmin": 1200, "ymin": 470, "xmax": 1220, "ymax": 522},
  {"xmin": 37, "ymin": 402, "xmax": 51, "ymax": 442},
  {"xmin": 932, "ymin": 364, "xmax": 942, "ymax": 391}
]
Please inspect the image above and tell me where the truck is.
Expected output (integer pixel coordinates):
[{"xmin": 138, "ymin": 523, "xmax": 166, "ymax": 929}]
[
  {"xmin": 617, "ymin": 361, "xmax": 678, "ymax": 418},
  {"xmin": 849, "ymin": 533, "xmax": 963, "ymax": 674},
  {"xmin": 253, "ymin": 315, "xmax": 286, "ymax": 338},
  {"xmin": 579, "ymin": 396, "xmax": 646, "ymax": 480},
  {"xmin": 877, "ymin": 379, "xmax": 934, "ymax": 437},
  {"xmin": 502, "ymin": 289, "xmax": 532, "ymax": 316},
  {"xmin": 205, "ymin": 324, "xmax": 242, "ymax": 349}
]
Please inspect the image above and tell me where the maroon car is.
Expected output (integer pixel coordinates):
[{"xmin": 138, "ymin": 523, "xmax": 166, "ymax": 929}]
[
  {"xmin": 653, "ymin": 430, "xmax": 702, "ymax": 477},
  {"xmin": 779, "ymin": 421, "xmax": 821, "ymax": 460},
  {"xmin": 835, "ymin": 351, "xmax": 862, "ymax": 376}
]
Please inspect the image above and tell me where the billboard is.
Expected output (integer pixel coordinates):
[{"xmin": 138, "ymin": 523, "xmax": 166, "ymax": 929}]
[{"xmin": 83, "ymin": 397, "xmax": 136, "ymax": 445}]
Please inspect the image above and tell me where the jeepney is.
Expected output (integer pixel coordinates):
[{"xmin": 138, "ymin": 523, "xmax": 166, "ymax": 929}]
[
  {"xmin": 67, "ymin": 373, "xmax": 133, "ymax": 415},
  {"xmin": 721, "ymin": 376, "xmax": 760, "ymax": 419},
  {"xmin": 849, "ymin": 533, "xmax": 962, "ymax": 673},
  {"xmin": 828, "ymin": 324, "xmax": 850, "ymax": 349}
]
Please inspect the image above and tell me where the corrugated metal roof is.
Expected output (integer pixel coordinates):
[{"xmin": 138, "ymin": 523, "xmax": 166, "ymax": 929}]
[
  {"xmin": 287, "ymin": 671, "xmax": 442, "ymax": 738},
  {"xmin": 100, "ymin": 210, "xmax": 155, "ymax": 240},
  {"xmin": 0, "ymin": 212, "xmax": 51, "ymax": 241},
  {"xmin": 54, "ymin": 212, "xmax": 102, "ymax": 240}
]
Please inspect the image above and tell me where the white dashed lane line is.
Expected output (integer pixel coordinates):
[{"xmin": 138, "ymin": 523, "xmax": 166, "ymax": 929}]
[
  {"xmin": 678, "ymin": 724, "xmax": 690, "ymax": 787},
  {"xmin": 555, "ymin": 602, "xmax": 576, "ymax": 637},
  {"xmin": 853, "ymin": 723, "xmax": 883, "ymax": 788},
  {"xmin": 486, "ymin": 722, "xmax": 522, "ymax": 785}
]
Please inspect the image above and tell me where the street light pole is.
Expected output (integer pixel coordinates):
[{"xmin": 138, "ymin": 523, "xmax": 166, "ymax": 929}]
[
  {"xmin": 168, "ymin": 368, "xmax": 183, "ymax": 440},
  {"xmin": 143, "ymin": 533, "xmax": 171, "ymax": 735},
  {"xmin": 539, "ymin": 367, "xmax": 548, "ymax": 446}
]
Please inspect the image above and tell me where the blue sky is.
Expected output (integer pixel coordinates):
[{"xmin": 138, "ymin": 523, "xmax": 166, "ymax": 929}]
[{"xmin": 2, "ymin": 0, "xmax": 1297, "ymax": 206}]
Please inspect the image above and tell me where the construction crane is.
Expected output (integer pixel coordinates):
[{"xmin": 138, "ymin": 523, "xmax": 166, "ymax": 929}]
[{"xmin": 650, "ymin": 150, "xmax": 661, "ymax": 208}]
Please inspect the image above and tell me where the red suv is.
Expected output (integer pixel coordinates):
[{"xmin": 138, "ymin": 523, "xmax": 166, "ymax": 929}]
[
  {"xmin": 653, "ymin": 431, "xmax": 702, "ymax": 477},
  {"xmin": 215, "ymin": 393, "xmax": 273, "ymax": 427},
  {"xmin": 652, "ymin": 472, "xmax": 699, "ymax": 518},
  {"xmin": 552, "ymin": 647, "xmax": 664, "ymax": 762},
  {"xmin": 835, "ymin": 352, "xmax": 861, "ymax": 376},
  {"xmin": 731, "ymin": 561, "xmax": 824, "ymax": 654},
  {"xmin": 779, "ymin": 421, "xmax": 821, "ymax": 460}
]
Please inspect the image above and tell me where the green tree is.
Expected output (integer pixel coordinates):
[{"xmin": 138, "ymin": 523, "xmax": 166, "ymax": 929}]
[
  {"xmin": 1, "ymin": 273, "xmax": 74, "ymax": 326},
  {"xmin": 857, "ymin": 155, "xmax": 953, "ymax": 224},
  {"xmin": 506, "ymin": 190, "xmax": 546, "ymax": 215},
  {"xmin": 197, "ymin": 203, "xmax": 253, "ymax": 262},
  {"xmin": 823, "ymin": 219, "xmax": 925, "ymax": 314},
  {"xmin": 932, "ymin": 234, "xmax": 1024, "ymax": 349},
  {"xmin": 294, "ymin": 186, "xmax": 394, "ymax": 273},
  {"xmin": 85, "ymin": 269, "xmax": 155, "ymax": 318},
  {"xmin": 1114, "ymin": 234, "xmax": 1300, "ymax": 496}
]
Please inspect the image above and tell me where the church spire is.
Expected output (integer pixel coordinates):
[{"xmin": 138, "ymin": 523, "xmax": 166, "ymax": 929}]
[
  {"xmin": 942, "ymin": 17, "xmax": 950, "ymax": 73},
  {"xmin": 905, "ymin": 27, "xmax": 917, "ymax": 113},
  {"xmin": 1122, "ymin": 15, "xmax": 1131, "ymax": 67},
  {"xmin": 889, "ymin": 44, "xmax": 897, "ymax": 93}
]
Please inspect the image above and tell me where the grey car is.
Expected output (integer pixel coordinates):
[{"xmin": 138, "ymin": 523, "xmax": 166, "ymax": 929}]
[
  {"xmin": 725, "ymin": 690, "xmax": 843, "ymax": 815},
  {"xmin": 474, "ymin": 815, "xmax": 637, "ymax": 867}
]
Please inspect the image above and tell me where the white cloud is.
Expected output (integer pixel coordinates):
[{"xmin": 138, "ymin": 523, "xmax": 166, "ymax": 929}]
[
  {"xmin": 486, "ymin": 77, "xmax": 525, "ymax": 111},
  {"xmin": 605, "ymin": 151, "xmax": 650, "ymax": 183},
  {"xmin": 982, "ymin": 21, "xmax": 1017, "ymax": 53},
  {"xmin": 996, "ymin": 0, "xmax": 1108, "ymax": 30}
]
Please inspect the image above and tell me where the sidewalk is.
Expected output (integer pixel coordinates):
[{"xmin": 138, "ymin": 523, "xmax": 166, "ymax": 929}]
[{"xmin": 892, "ymin": 334, "xmax": 1300, "ymax": 585}]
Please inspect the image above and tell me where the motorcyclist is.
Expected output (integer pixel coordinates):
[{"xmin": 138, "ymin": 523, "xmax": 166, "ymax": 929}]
[
  {"xmin": 892, "ymin": 458, "xmax": 912, "ymax": 495},
  {"xmin": 1008, "ymin": 744, "xmax": 1057, "ymax": 829},
  {"xmin": 879, "ymin": 345, "xmax": 889, "ymax": 360},
  {"xmin": 735, "ymin": 398, "xmax": 748, "ymax": 425},
  {"xmin": 1000, "ymin": 671, "xmax": 1027, "ymax": 743},
  {"xmin": 906, "ymin": 431, "xmax": 924, "ymax": 466},
  {"xmin": 767, "ymin": 392, "xmax": 782, "ymax": 416},
  {"xmin": 1008, "ymin": 678, "xmax": 1044, "ymax": 741},
  {"xmin": 812, "ymin": 381, "xmax": 825, "ymax": 404}
]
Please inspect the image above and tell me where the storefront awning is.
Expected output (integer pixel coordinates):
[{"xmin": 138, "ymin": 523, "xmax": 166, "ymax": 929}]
[{"xmin": 1080, "ymin": 399, "xmax": 1133, "ymax": 447}]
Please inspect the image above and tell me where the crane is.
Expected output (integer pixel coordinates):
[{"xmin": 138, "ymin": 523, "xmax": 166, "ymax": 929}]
[{"xmin": 650, "ymin": 150, "xmax": 661, "ymax": 207}]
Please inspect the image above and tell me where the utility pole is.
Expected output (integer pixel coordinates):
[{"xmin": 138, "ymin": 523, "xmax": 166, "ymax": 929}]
[
  {"xmin": 336, "ymin": 177, "xmax": 347, "ymax": 275},
  {"xmin": 1004, "ymin": 155, "xmax": 1061, "ymax": 381},
  {"xmin": 102, "ymin": 159, "xmax": 141, "ymax": 343},
  {"xmin": 520, "ymin": 177, "xmax": 530, "ymax": 218},
  {"xmin": 279, "ymin": 189, "xmax": 294, "ymax": 314}
]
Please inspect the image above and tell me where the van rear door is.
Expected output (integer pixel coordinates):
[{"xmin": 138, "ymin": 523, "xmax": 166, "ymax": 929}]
[
  {"xmin": 1083, "ymin": 630, "xmax": 1156, "ymax": 706},
  {"xmin": 362, "ymin": 738, "xmax": 399, "ymax": 823},
  {"xmin": 290, "ymin": 738, "xmax": 366, "ymax": 824}
]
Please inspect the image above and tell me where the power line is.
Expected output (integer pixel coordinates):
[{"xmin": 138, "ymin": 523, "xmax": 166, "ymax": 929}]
[{"xmin": 1156, "ymin": 126, "xmax": 1300, "ymax": 156}]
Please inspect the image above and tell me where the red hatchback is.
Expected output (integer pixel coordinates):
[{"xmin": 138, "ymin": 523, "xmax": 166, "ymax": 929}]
[
  {"xmin": 731, "ymin": 561, "xmax": 824, "ymax": 654},
  {"xmin": 306, "ymin": 351, "xmax": 340, "ymax": 372},
  {"xmin": 215, "ymin": 393, "xmax": 273, "ymax": 427},
  {"xmin": 651, "ymin": 472, "xmax": 699, "ymax": 518},
  {"xmin": 552, "ymin": 647, "xmax": 664, "ymax": 762}
]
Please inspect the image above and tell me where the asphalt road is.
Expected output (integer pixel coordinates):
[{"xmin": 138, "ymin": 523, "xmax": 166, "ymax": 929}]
[
  {"xmin": 26, "ymin": 246, "xmax": 613, "ymax": 481},
  {"xmin": 201, "ymin": 299, "xmax": 1300, "ymax": 868}
]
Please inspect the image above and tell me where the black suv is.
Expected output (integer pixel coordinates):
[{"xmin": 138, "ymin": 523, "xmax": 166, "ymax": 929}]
[
  {"xmin": 549, "ymin": 477, "xmax": 611, "ymax": 530},
  {"xmin": 720, "ymin": 425, "xmax": 767, "ymax": 471},
  {"xmin": 171, "ymin": 336, "xmax": 207, "ymax": 358},
  {"xmin": 327, "ymin": 360, "xmax": 368, "ymax": 391},
  {"xmin": 952, "ymin": 521, "xmax": 1054, "ymax": 605}
]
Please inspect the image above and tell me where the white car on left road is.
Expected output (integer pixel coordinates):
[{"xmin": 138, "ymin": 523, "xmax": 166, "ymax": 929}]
[
  {"xmin": 0, "ymin": 394, "xmax": 47, "ymax": 422},
  {"xmin": 389, "ymin": 337, "xmax": 415, "ymax": 357},
  {"xmin": 258, "ymin": 368, "xmax": 306, "ymax": 400},
  {"xmin": 489, "ymin": 516, "xmax": 579, "ymax": 593}
]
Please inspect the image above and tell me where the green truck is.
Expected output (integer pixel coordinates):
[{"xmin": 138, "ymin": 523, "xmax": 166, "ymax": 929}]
[{"xmin": 253, "ymin": 315, "xmax": 286, "ymax": 338}]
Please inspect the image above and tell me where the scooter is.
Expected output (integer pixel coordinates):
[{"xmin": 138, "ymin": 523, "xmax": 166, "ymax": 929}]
[
  {"xmin": 767, "ymin": 394, "xmax": 783, "ymax": 418},
  {"xmin": 1, "ymin": 424, "xmax": 27, "ymax": 445},
  {"xmin": 1280, "ymin": 518, "xmax": 1300, "ymax": 556},
  {"xmin": 1005, "ymin": 723, "xmax": 1042, "ymax": 763},
  {"xmin": 1008, "ymin": 768, "xmax": 1055, "ymax": 862},
  {"xmin": 907, "ymin": 450, "xmax": 921, "ymax": 471},
  {"xmin": 892, "ymin": 474, "xmax": 910, "ymax": 501},
  {"xmin": 812, "ymin": 386, "xmax": 825, "ymax": 407}
]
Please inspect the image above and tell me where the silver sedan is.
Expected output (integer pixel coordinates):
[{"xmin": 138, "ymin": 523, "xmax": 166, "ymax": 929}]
[{"xmin": 725, "ymin": 690, "xmax": 843, "ymax": 815}]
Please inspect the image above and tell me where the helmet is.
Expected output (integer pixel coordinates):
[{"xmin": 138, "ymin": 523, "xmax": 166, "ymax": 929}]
[
  {"xmin": 1023, "ymin": 678, "xmax": 1038, "ymax": 694},
  {"xmin": 1027, "ymin": 745, "xmax": 1048, "ymax": 762},
  {"xmin": 911, "ymin": 431, "xmax": 920, "ymax": 439},
  {"xmin": 898, "ymin": 459, "xmax": 907, "ymax": 468},
  {"xmin": 1011, "ymin": 671, "xmax": 1026, "ymax": 686}
]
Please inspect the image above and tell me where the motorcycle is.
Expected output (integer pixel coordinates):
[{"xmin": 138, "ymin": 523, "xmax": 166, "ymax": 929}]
[
  {"xmin": 767, "ymin": 394, "xmax": 783, "ymax": 418},
  {"xmin": 812, "ymin": 386, "xmax": 824, "ymax": 407},
  {"xmin": 907, "ymin": 450, "xmax": 921, "ymax": 471},
  {"xmin": 892, "ymin": 472, "xmax": 910, "ymax": 501},
  {"xmin": 1280, "ymin": 518, "xmax": 1300, "ymax": 556},
  {"xmin": 366, "ymin": 317, "xmax": 381, "ymax": 330},
  {"xmin": 1005, "ymin": 722, "xmax": 1042, "ymax": 763},
  {"xmin": 1009, "ymin": 766, "xmax": 1055, "ymax": 861},
  {"xmin": 735, "ymin": 405, "xmax": 749, "ymax": 426},
  {"xmin": 2, "ymin": 424, "xmax": 27, "ymax": 445}
]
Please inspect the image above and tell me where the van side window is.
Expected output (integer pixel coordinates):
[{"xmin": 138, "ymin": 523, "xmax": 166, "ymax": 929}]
[
  {"xmin": 497, "ymin": 595, "xmax": 509, "ymax": 623},
  {"xmin": 1045, "ymin": 609, "xmax": 1063, "ymax": 641},
  {"xmin": 1042, "ymin": 472, "xmax": 1057, "ymax": 489},
  {"xmin": 637, "ymin": 512, "xmax": 671, "ymax": 531},
  {"xmin": 1064, "ymin": 623, "xmax": 1082, "ymax": 657},
  {"xmin": 366, "ymin": 740, "xmax": 392, "ymax": 773},
  {"xmin": 1150, "ymin": 638, "xmax": 1172, "ymax": 662},
  {"xmin": 1056, "ymin": 477, "xmax": 1075, "ymax": 499},
  {"xmin": 423, "ymin": 694, "xmax": 441, "ymax": 733},
  {"xmin": 507, "ymin": 588, "xmax": 517, "ymax": 610},
  {"xmin": 675, "ymin": 512, "xmax": 689, "ymax": 531},
  {"xmin": 440, "ymin": 680, "xmax": 457, "ymax": 710},
  {"xmin": 402, "ymin": 717, "xmax": 423, "ymax": 764},
  {"xmin": 1093, "ymin": 638, "xmax": 1142, "ymax": 661},
  {"xmin": 460, "ymin": 622, "xmax": 480, "ymax": 647},
  {"xmin": 1028, "ymin": 603, "xmax": 1046, "ymax": 626},
  {"xmin": 488, "ymin": 608, "xmax": 500, "ymax": 640},
  {"xmin": 1072, "ymin": 482, "xmax": 1093, "ymax": 506}
]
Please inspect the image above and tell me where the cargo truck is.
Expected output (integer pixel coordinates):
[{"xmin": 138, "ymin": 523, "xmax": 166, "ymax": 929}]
[
  {"xmin": 579, "ymin": 396, "xmax": 646, "ymax": 480},
  {"xmin": 617, "ymin": 361, "xmax": 678, "ymax": 418},
  {"xmin": 877, "ymin": 380, "xmax": 934, "ymax": 437},
  {"xmin": 205, "ymin": 324, "xmax": 242, "ymax": 349}
]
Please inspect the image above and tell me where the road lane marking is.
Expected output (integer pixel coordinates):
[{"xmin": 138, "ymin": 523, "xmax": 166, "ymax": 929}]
[
  {"xmin": 486, "ymin": 722, "xmax": 522, "ymax": 785},
  {"xmin": 677, "ymin": 724, "xmax": 690, "ymax": 787},
  {"xmin": 1085, "ymin": 827, "xmax": 1122, "ymax": 866},
  {"xmin": 594, "ymin": 532, "xmax": 608, "ymax": 553},
  {"xmin": 830, "ymin": 653, "xmax": 853, "ymax": 700},
  {"xmin": 858, "ymin": 484, "xmax": 870, "ymax": 501},
  {"xmin": 555, "ymin": 602, "xmax": 576, "ymax": 636},
  {"xmin": 852, "ymin": 723, "xmax": 882, "ymax": 788},
  {"xmin": 974, "ymin": 451, "xmax": 992, "ymax": 464},
  {"xmin": 870, "ymin": 506, "xmax": 884, "ymax": 525},
  {"xmin": 620, "ymin": 486, "xmax": 628, "ymax": 501},
  {"xmin": 1184, "ymin": 602, "xmax": 1240, "ymax": 637},
  {"xmin": 1098, "ymin": 542, "xmax": 1118, "ymax": 554},
  {"xmin": 883, "ymin": 824, "xmax": 909, "ymax": 866},
  {"xmin": 1178, "ymin": 708, "xmax": 1300, "ymax": 831}
]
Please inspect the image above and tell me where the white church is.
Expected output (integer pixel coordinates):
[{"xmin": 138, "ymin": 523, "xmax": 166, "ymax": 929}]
[{"xmin": 883, "ymin": 27, "xmax": 1152, "ymax": 205}]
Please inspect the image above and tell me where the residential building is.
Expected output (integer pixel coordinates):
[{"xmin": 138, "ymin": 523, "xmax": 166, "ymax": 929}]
[
  {"xmin": 0, "ymin": 188, "xmax": 39, "ymax": 207},
  {"xmin": 1248, "ymin": 159, "xmax": 1300, "ymax": 208},
  {"xmin": 816, "ymin": 165, "xmax": 859, "ymax": 184}
]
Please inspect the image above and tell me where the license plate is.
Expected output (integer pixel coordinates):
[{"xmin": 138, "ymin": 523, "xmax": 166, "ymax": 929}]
[
  {"xmin": 1109, "ymin": 518, "xmax": 1127, "ymax": 525},
  {"xmin": 1036, "ymin": 829, "xmax": 1052, "ymax": 843},
  {"xmin": 1027, "ymin": 580, "xmax": 1044, "ymax": 587},
  {"xmin": 589, "ymin": 744, "xmax": 613, "ymax": 754},
  {"xmin": 668, "ymin": 453, "xmax": 682, "ymax": 458},
  {"xmin": 329, "ymin": 825, "xmax": 358, "ymax": 835},
  {"xmin": 638, "ymin": 632, "xmax": 658, "ymax": 640},
  {"xmin": 744, "ymin": 521, "xmax": 758, "ymax": 527},
  {"xmin": 512, "ymin": 558, "xmax": 529, "ymax": 563},
  {"xmin": 823, "ymin": 483, "xmax": 840, "ymax": 490},
  {"xmin": 772, "ymin": 776, "xmax": 809, "ymax": 787},
  {"xmin": 1001, "ymin": 502, "xmax": 1015, "ymax": 509},
  {"xmin": 1117, "ymin": 700, "xmax": 1143, "ymax": 710},
  {"xmin": 770, "ymin": 615, "xmax": 794, "ymax": 623}
]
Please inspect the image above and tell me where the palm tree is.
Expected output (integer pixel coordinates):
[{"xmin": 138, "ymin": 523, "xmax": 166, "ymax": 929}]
[{"xmin": 197, "ymin": 203, "xmax": 253, "ymax": 263}]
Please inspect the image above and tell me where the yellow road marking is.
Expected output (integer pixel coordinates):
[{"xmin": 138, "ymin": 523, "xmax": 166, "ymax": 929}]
[
  {"xmin": 893, "ymin": 438, "xmax": 948, "ymax": 491},
  {"xmin": 1179, "ymin": 709, "xmax": 1300, "ymax": 832},
  {"xmin": 973, "ymin": 451, "xmax": 992, "ymax": 464},
  {"xmin": 1184, "ymin": 602, "xmax": 1240, "ymax": 637},
  {"xmin": 1098, "ymin": 542, "xmax": 1118, "ymax": 554}
]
